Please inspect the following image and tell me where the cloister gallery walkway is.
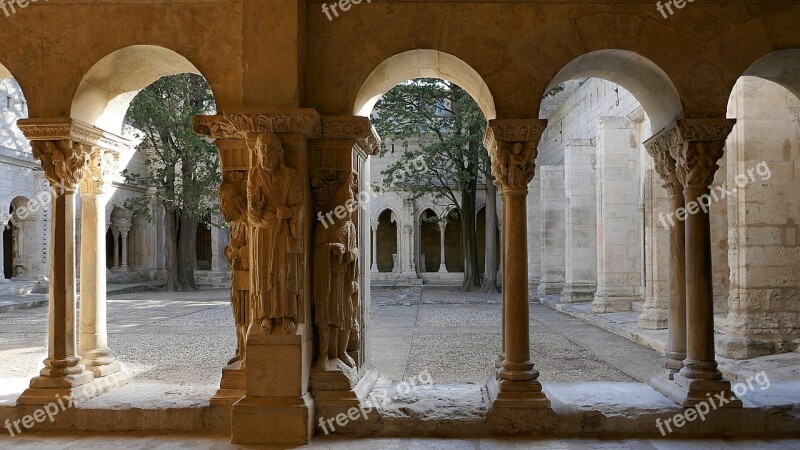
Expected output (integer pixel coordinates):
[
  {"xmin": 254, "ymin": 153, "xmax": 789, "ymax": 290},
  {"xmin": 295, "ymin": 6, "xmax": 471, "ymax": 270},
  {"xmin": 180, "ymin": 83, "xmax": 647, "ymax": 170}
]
[{"xmin": 1, "ymin": 287, "xmax": 798, "ymax": 425}]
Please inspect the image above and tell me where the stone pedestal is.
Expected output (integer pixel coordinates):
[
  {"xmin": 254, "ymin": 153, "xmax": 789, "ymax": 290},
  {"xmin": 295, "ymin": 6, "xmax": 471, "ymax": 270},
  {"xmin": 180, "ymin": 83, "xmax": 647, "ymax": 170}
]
[{"xmin": 231, "ymin": 325, "xmax": 314, "ymax": 445}]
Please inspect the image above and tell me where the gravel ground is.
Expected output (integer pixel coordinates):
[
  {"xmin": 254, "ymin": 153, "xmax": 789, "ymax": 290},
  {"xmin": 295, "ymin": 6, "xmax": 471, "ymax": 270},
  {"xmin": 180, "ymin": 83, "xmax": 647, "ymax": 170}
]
[{"xmin": 0, "ymin": 287, "xmax": 661, "ymax": 391}]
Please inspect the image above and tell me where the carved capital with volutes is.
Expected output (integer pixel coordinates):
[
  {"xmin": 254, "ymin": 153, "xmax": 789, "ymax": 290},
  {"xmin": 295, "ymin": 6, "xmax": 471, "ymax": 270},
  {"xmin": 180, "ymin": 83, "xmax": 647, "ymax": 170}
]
[
  {"xmin": 669, "ymin": 119, "xmax": 736, "ymax": 189},
  {"xmin": 484, "ymin": 119, "xmax": 546, "ymax": 194},
  {"xmin": 80, "ymin": 147, "xmax": 119, "ymax": 196},
  {"xmin": 644, "ymin": 126, "xmax": 682, "ymax": 196}
]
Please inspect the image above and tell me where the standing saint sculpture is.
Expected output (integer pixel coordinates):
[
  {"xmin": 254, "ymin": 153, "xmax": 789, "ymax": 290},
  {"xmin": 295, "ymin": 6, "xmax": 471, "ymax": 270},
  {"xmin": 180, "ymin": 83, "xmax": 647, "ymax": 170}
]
[
  {"xmin": 246, "ymin": 132, "xmax": 304, "ymax": 335},
  {"xmin": 219, "ymin": 178, "xmax": 250, "ymax": 364},
  {"xmin": 313, "ymin": 179, "xmax": 359, "ymax": 369}
]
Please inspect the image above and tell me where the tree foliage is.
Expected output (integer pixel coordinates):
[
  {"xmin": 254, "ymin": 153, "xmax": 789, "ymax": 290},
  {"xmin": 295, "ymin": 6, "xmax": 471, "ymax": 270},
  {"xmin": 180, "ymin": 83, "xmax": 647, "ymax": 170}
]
[
  {"xmin": 123, "ymin": 73, "xmax": 220, "ymax": 291},
  {"xmin": 372, "ymin": 79, "xmax": 495, "ymax": 291}
]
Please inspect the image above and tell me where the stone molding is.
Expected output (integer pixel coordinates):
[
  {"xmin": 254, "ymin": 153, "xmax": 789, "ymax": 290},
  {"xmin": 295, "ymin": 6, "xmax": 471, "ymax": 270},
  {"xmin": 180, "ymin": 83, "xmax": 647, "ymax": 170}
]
[
  {"xmin": 18, "ymin": 118, "xmax": 131, "ymax": 153},
  {"xmin": 193, "ymin": 109, "xmax": 322, "ymax": 139},
  {"xmin": 320, "ymin": 116, "xmax": 380, "ymax": 156},
  {"xmin": 483, "ymin": 119, "xmax": 547, "ymax": 193}
]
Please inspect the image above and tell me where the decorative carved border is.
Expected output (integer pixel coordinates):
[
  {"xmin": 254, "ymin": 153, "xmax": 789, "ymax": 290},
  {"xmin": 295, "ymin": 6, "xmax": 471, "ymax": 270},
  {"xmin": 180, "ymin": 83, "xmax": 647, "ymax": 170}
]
[
  {"xmin": 193, "ymin": 109, "xmax": 322, "ymax": 139},
  {"xmin": 17, "ymin": 118, "xmax": 130, "ymax": 153},
  {"xmin": 320, "ymin": 116, "xmax": 381, "ymax": 156},
  {"xmin": 483, "ymin": 118, "xmax": 548, "ymax": 152}
]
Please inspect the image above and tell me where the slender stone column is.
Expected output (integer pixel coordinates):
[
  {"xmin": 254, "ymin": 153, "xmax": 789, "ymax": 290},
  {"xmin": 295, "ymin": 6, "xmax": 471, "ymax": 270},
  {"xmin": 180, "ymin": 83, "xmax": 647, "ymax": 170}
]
[
  {"xmin": 16, "ymin": 120, "xmax": 100, "ymax": 404},
  {"xmin": 111, "ymin": 229, "xmax": 120, "ymax": 270},
  {"xmin": 643, "ymin": 128, "xmax": 686, "ymax": 382},
  {"xmin": 484, "ymin": 119, "xmax": 550, "ymax": 408},
  {"xmin": 562, "ymin": 139, "xmax": 597, "ymax": 302},
  {"xmin": 79, "ymin": 147, "xmax": 124, "ymax": 378},
  {"xmin": 370, "ymin": 222, "xmax": 379, "ymax": 272},
  {"xmin": 669, "ymin": 119, "xmax": 741, "ymax": 407},
  {"xmin": 437, "ymin": 220, "xmax": 447, "ymax": 273},
  {"xmin": 120, "ymin": 227, "xmax": 130, "ymax": 270}
]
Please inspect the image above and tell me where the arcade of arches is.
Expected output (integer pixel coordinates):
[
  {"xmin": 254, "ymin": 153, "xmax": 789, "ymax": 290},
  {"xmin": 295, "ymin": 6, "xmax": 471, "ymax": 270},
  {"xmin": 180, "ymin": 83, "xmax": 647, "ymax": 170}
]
[{"xmin": 0, "ymin": 0, "xmax": 800, "ymax": 445}]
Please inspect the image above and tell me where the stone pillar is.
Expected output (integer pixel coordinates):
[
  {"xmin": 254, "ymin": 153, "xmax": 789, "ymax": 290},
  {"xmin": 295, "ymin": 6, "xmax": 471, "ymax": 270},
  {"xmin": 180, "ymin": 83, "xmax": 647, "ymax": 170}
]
[
  {"xmin": 0, "ymin": 219, "xmax": 7, "ymax": 283},
  {"xmin": 370, "ymin": 222, "xmax": 378, "ymax": 272},
  {"xmin": 669, "ymin": 119, "xmax": 741, "ymax": 408},
  {"xmin": 210, "ymin": 226, "xmax": 229, "ymax": 272},
  {"xmin": 111, "ymin": 229, "xmax": 120, "ymax": 270},
  {"xmin": 562, "ymin": 139, "xmax": 597, "ymax": 302},
  {"xmin": 593, "ymin": 117, "xmax": 642, "ymax": 313},
  {"xmin": 78, "ymin": 147, "xmax": 126, "ymax": 379},
  {"xmin": 437, "ymin": 220, "xmax": 447, "ymax": 273},
  {"xmin": 643, "ymin": 128, "xmax": 686, "ymax": 384},
  {"xmin": 485, "ymin": 119, "xmax": 550, "ymax": 409},
  {"xmin": 194, "ymin": 110, "xmax": 321, "ymax": 445},
  {"xmin": 537, "ymin": 166, "xmax": 565, "ymax": 296},
  {"xmin": 16, "ymin": 119, "xmax": 114, "ymax": 404},
  {"xmin": 638, "ymin": 152, "xmax": 671, "ymax": 330},
  {"xmin": 527, "ymin": 174, "xmax": 541, "ymax": 296},
  {"xmin": 120, "ymin": 227, "xmax": 129, "ymax": 270}
]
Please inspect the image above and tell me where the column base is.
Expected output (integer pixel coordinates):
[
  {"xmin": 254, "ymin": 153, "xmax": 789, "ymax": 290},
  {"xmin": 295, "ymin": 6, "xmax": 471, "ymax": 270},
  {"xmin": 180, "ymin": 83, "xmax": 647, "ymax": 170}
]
[
  {"xmin": 669, "ymin": 372, "xmax": 742, "ymax": 408},
  {"xmin": 311, "ymin": 365, "xmax": 378, "ymax": 434},
  {"xmin": 637, "ymin": 308, "xmax": 668, "ymax": 329},
  {"xmin": 81, "ymin": 347, "xmax": 124, "ymax": 378},
  {"xmin": 210, "ymin": 360, "xmax": 246, "ymax": 407},
  {"xmin": 487, "ymin": 373, "xmax": 550, "ymax": 409},
  {"xmin": 560, "ymin": 283, "xmax": 595, "ymax": 303},
  {"xmin": 537, "ymin": 280, "xmax": 564, "ymax": 296},
  {"xmin": 591, "ymin": 292, "xmax": 639, "ymax": 313},
  {"xmin": 18, "ymin": 366, "xmax": 130, "ymax": 405},
  {"xmin": 437, "ymin": 264, "xmax": 447, "ymax": 273}
]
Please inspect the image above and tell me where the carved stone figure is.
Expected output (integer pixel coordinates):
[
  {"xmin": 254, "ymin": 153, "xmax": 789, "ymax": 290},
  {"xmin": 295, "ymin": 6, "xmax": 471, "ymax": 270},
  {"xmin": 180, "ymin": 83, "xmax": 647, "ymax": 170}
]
[
  {"xmin": 313, "ymin": 179, "xmax": 358, "ymax": 369},
  {"xmin": 219, "ymin": 176, "xmax": 250, "ymax": 364},
  {"xmin": 246, "ymin": 133, "xmax": 304, "ymax": 335}
]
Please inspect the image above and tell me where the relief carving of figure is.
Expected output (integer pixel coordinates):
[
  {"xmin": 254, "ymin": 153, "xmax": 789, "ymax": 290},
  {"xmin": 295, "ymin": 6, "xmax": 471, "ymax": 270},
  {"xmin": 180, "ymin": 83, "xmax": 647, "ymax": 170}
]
[
  {"xmin": 246, "ymin": 133, "xmax": 304, "ymax": 335},
  {"xmin": 313, "ymin": 179, "xmax": 359, "ymax": 369},
  {"xmin": 219, "ymin": 177, "xmax": 250, "ymax": 364}
]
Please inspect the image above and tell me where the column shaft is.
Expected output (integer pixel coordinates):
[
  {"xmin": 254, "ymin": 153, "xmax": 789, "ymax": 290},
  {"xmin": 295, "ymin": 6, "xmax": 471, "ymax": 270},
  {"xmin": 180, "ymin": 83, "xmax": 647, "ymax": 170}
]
[
  {"xmin": 438, "ymin": 222, "xmax": 447, "ymax": 273},
  {"xmin": 120, "ymin": 231, "xmax": 129, "ymax": 270},
  {"xmin": 370, "ymin": 224, "xmax": 378, "ymax": 272},
  {"xmin": 665, "ymin": 192, "xmax": 686, "ymax": 376}
]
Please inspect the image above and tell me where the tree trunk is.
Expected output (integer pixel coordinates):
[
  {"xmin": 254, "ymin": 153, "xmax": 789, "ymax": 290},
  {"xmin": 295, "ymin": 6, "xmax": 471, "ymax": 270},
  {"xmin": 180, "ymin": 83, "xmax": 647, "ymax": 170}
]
[
  {"xmin": 177, "ymin": 209, "xmax": 198, "ymax": 290},
  {"xmin": 163, "ymin": 203, "xmax": 178, "ymax": 291},
  {"xmin": 460, "ymin": 179, "xmax": 480, "ymax": 291},
  {"xmin": 481, "ymin": 175, "xmax": 499, "ymax": 293}
]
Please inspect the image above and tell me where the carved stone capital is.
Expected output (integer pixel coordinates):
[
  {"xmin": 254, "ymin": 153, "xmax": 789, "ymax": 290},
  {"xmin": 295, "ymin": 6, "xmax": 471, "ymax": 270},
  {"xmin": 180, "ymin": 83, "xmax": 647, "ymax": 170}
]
[
  {"xmin": 484, "ymin": 119, "xmax": 546, "ymax": 193},
  {"xmin": 193, "ymin": 109, "xmax": 322, "ymax": 139},
  {"xmin": 18, "ymin": 118, "xmax": 129, "ymax": 192},
  {"xmin": 670, "ymin": 119, "xmax": 736, "ymax": 189},
  {"xmin": 644, "ymin": 127, "xmax": 681, "ymax": 196},
  {"xmin": 321, "ymin": 116, "xmax": 381, "ymax": 156},
  {"xmin": 214, "ymin": 139, "xmax": 250, "ymax": 172},
  {"xmin": 80, "ymin": 147, "xmax": 118, "ymax": 196}
]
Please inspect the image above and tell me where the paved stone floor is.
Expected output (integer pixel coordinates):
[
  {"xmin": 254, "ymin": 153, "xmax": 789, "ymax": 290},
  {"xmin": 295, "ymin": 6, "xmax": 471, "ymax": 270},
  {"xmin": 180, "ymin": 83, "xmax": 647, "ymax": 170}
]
[{"xmin": 369, "ymin": 287, "xmax": 662, "ymax": 383}]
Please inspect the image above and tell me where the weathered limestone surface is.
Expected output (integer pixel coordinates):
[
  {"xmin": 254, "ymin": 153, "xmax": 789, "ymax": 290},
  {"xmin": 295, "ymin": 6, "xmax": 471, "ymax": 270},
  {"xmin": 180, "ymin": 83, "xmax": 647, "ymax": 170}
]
[
  {"xmin": 537, "ymin": 166, "xmax": 565, "ymax": 296},
  {"xmin": 593, "ymin": 117, "xmax": 642, "ymax": 313},
  {"xmin": 562, "ymin": 140, "xmax": 596, "ymax": 303}
]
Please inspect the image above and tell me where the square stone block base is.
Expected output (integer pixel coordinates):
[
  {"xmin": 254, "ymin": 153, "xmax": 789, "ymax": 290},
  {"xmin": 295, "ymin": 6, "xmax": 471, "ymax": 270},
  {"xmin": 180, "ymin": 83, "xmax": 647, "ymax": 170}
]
[
  {"xmin": 717, "ymin": 336, "xmax": 783, "ymax": 359},
  {"xmin": 652, "ymin": 373, "xmax": 743, "ymax": 408},
  {"xmin": 560, "ymin": 283, "xmax": 596, "ymax": 303},
  {"xmin": 231, "ymin": 393, "xmax": 314, "ymax": 444},
  {"xmin": 210, "ymin": 361, "xmax": 246, "ymax": 407},
  {"xmin": 591, "ymin": 293, "xmax": 639, "ymax": 313},
  {"xmin": 487, "ymin": 374, "xmax": 551, "ymax": 409},
  {"xmin": 17, "ymin": 369, "xmax": 131, "ymax": 405}
]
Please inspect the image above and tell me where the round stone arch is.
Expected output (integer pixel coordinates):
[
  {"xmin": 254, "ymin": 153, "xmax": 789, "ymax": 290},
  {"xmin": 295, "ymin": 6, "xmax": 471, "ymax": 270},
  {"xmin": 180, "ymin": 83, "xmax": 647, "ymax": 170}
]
[
  {"xmin": 70, "ymin": 45, "xmax": 217, "ymax": 135},
  {"xmin": 352, "ymin": 49, "xmax": 497, "ymax": 120},
  {"xmin": 738, "ymin": 49, "xmax": 800, "ymax": 101},
  {"xmin": 543, "ymin": 49, "xmax": 684, "ymax": 135}
]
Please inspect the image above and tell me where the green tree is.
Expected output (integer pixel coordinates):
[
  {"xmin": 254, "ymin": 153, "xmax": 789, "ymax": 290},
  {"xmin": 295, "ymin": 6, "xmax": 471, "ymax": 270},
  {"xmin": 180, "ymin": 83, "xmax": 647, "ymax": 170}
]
[
  {"xmin": 372, "ymin": 79, "xmax": 497, "ymax": 292},
  {"xmin": 123, "ymin": 73, "xmax": 221, "ymax": 291}
]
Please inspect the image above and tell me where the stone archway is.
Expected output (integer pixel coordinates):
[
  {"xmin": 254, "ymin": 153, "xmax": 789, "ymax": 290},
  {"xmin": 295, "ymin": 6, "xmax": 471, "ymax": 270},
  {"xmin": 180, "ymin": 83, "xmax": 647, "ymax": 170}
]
[{"xmin": 376, "ymin": 209, "xmax": 398, "ymax": 273}]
